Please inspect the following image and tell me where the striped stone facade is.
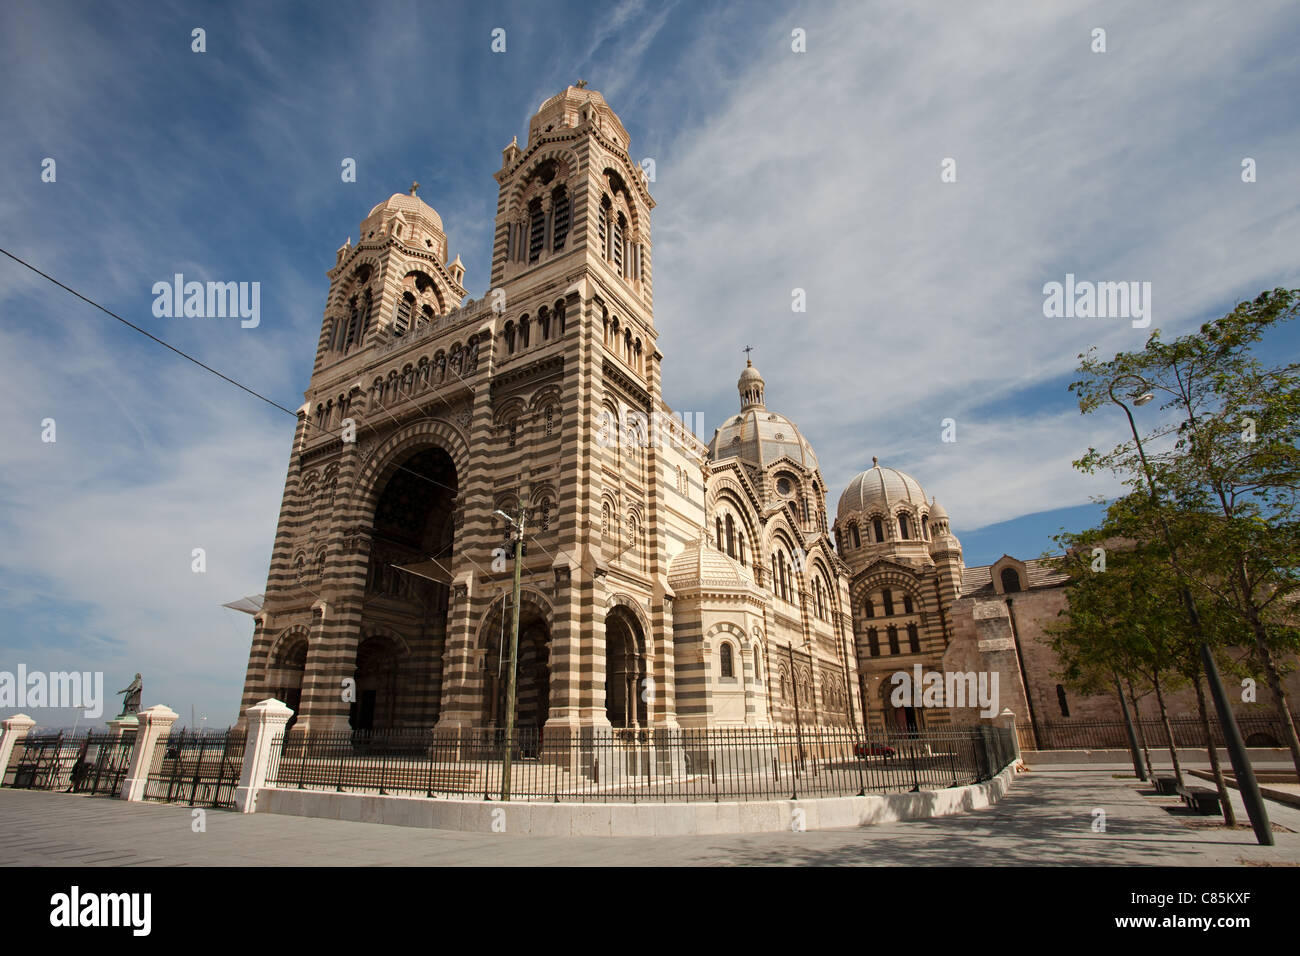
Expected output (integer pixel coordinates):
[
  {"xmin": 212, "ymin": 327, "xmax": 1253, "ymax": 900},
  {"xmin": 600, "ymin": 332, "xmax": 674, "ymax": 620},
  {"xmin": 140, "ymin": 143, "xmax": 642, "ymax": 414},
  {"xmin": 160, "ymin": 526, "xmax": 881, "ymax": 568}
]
[{"xmin": 237, "ymin": 86, "xmax": 861, "ymax": 735}]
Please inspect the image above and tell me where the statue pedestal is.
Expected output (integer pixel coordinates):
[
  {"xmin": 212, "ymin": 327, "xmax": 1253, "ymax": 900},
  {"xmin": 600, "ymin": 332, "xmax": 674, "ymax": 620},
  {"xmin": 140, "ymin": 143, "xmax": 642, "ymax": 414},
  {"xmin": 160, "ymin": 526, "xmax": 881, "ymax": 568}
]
[{"xmin": 107, "ymin": 715, "xmax": 139, "ymax": 739}]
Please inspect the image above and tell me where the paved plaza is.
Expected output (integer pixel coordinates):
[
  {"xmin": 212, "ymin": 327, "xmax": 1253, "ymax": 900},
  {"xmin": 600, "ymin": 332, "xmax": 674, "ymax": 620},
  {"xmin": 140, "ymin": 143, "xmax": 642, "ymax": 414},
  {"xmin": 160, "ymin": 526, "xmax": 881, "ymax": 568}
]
[{"xmin": 2, "ymin": 764, "xmax": 1299, "ymax": 866}]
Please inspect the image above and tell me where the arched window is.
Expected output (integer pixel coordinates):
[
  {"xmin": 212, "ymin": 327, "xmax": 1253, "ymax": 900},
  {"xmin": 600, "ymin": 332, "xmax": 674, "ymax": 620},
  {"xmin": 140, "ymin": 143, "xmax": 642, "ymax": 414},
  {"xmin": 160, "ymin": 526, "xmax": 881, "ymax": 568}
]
[
  {"xmin": 419, "ymin": 303, "xmax": 433, "ymax": 330},
  {"xmin": 907, "ymin": 622, "xmax": 920, "ymax": 653},
  {"xmin": 898, "ymin": 513, "xmax": 910, "ymax": 540},
  {"xmin": 1056, "ymin": 684, "xmax": 1070, "ymax": 717},
  {"xmin": 715, "ymin": 517, "xmax": 724, "ymax": 551},
  {"xmin": 864, "ymin": 597, "xmax": 875, "ymax": 619},
  {"xmin": 720, "ymin": 642, "xmax": 734, "ymax": 678},
  {"xmin": 520, "ymin": 316, "xmax": 530, "ymax": 349},
  {"xmin": 867, "ymin": 627, "xmax": 880, "ymax": 657},
  {"xmin": 887, "ymin": 625, "xmax": 900, "ymax": 655},
  {"xmin": 344, "ymin": 295, "xmax": 362, "ymax": 351},
  {"xmin": 851, "ymin": 524, "xmax": 861, "ymax": 548},
  {"xmin": 551, "ymin": 187, "xmax": 570, "ymax": 251},
  {"xmin": 921, "ymin": 515, "xmax": 929, "ymax": 539},
  {"xmin": 613, "ymin": 213, "xmax": 626, "ymax": 275},
  {"xmin": 507, "ymin": 418, "xmax": 518, "ymax": 448},
  {"xmin": 598, "ymin": 197, "xmax": 611, "ymax": 260},
  {"xmin": 504, "ymin": 322, "xmax": 516, "ymax": 355},
  {"xmin": 394, "ymin": 292, "xmax": 413, "ymax": 336},
  {"xmin": 555, "ymin": 300, "xmax": 566, "ymax": 336},
  {"xmin": 738, "ymin": 533, "xmax": 746, "ymax": 567},
  {"xmin": 903, "ymin": 594, "xmax": 914, "ymax": 614},
  {"xmin": 873, "ymin": 516, "xmax": 885, "ymax": 542},
  {"xmin": 1001, "ymin": 568, "xmax": 1023, "ymax": 593},
  {"xmin": 528, "ymin": 198, "xmax": 545, "ymax": 263},
  {"xmin": 545, "ymin": 404, "xmax": 555, "ymax": 438},
  {"xmin": 882, "ymin": 588, "xmax": 895, "ymax": 616},
  {"xmin": 540, "ymin": 498, "xmax": 552, "ymax": 531},
  {"xmin": 725, "ymin": 514, "xmax": 736, "ymax": 558}
]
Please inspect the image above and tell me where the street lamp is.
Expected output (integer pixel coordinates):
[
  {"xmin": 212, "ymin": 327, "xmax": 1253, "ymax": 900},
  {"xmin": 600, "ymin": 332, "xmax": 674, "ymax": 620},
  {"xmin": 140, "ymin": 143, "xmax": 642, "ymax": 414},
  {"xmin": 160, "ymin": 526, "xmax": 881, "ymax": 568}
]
[
  {"xmin": 1107, "ymin": 374, "xmax": 1272, "ymax": 844},
  {"xmin": 786, "ymin": 639, "xmax": 812, "ymax": 773},
  {"xmin": 495, "ymin": 501, "xmax": 527, "ymax": 801}
]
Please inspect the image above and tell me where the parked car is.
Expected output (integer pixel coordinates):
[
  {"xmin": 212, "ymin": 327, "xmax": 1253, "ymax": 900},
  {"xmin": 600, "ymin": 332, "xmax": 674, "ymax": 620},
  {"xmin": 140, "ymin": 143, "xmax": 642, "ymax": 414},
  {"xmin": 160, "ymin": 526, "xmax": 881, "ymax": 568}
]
[{"xmin": 853, "ymin": 742, "xmax": 895, "ymax": 759}]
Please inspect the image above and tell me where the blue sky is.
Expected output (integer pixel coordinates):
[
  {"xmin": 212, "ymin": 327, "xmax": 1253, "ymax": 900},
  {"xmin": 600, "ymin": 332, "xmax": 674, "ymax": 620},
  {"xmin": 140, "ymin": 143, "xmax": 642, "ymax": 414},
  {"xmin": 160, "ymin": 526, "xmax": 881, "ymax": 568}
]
[{"xmin": 2, "ymin": 0, "xmax": 1298, "ymax": 727}]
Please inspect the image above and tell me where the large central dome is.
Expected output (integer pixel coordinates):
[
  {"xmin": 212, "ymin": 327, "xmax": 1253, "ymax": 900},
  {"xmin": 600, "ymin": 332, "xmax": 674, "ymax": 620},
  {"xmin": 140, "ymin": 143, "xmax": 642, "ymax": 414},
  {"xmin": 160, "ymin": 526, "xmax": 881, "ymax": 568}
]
[{"xmin": 707, "ymin": 361, "xmax": 819, "ymax": 472}]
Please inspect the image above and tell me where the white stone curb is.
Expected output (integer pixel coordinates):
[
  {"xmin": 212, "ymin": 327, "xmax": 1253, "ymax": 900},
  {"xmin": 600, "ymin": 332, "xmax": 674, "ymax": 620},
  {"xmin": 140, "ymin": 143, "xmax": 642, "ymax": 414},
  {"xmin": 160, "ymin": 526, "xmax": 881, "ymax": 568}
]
[{"xmin": 254, "ymin": 761, "xmax": 1019, "ymax": 837}]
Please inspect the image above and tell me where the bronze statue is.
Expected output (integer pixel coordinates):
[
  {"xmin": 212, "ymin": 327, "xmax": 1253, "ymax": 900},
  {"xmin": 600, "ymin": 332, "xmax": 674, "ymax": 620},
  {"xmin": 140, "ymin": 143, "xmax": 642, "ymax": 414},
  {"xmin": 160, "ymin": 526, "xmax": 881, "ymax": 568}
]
[{"xmin": 116, "ymin": 673, "xmax": 142, "ymax": 716}]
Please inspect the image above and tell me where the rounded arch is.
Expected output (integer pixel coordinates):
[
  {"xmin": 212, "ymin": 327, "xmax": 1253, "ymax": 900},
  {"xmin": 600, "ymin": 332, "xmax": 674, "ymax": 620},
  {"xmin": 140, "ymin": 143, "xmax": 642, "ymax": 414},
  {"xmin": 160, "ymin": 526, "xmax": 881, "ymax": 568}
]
[
  {"xmin": 352, "ymin": 419, "xmax": 470, "ymax": 518},
  {"xmin": 504, "ymin": 148, "xmax": 581, "ymax": 217},
  {"xmin": 606, "ymin": 592, "xmax": 651, "ymax": 637}
]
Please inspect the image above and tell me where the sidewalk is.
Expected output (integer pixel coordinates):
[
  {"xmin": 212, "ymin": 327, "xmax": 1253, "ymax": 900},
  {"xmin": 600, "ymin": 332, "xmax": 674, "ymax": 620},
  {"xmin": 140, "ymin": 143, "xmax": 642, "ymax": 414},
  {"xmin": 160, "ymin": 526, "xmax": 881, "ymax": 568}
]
[{"xmin": 1, "ymin": 766, "xmax": 1298, "ymax": 866}]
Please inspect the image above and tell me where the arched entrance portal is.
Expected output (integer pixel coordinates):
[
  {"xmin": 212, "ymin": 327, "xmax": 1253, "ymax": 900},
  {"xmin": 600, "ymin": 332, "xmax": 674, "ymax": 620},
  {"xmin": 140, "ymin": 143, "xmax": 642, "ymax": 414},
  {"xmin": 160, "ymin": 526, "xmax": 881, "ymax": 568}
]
[
  {"xmin": 360, "ymin": 445, "xmax": 458, "ymax": 728},
  {"xmin": 350, "ymin": 635, "xmax": 402, "ymax": 731},
  {"xmin": 268, "ymin": 635, "xmax": 307, "ymax": 731},
  {"xmin": 481, "ymin": 597, "xmax": 552, "ymax": 736},
  {"xmin": 878, "ymin": 678, "xmax": 920, "ymax": 734},
  {"xmin": 605, "ymin": 605, "xmax": 648, "ymax": 728}
]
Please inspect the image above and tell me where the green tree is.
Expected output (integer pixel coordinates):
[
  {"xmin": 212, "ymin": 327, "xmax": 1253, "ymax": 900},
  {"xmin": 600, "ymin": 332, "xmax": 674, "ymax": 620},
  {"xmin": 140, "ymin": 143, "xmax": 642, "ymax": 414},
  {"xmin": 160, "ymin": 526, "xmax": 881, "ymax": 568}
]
[{"xmin": 1070, "ymin": 288, "xmax": 1300, "ymax": 775}]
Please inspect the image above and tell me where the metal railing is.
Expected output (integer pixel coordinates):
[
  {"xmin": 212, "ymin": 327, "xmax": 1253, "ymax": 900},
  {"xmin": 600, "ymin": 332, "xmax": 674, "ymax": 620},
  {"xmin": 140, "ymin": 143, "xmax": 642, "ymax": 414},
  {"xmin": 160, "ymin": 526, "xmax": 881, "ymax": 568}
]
[
  {"xmin": 268, "ymin": 725, "xmax": 1017, "ymax": 803},
  {"xmin": 1022, "ymin": 713, "xmax": 1300, "ymax": 752},
  {"xmin": 70, "ymin": 732, "xmax": 135, "ymax": 796},
  {"xmin": 142, "ymin": 729, "xmax": 245, "ymax": 808},
  {"xmin": 5, "ymin": 731, "xmax": 95, "ymax": 791}
]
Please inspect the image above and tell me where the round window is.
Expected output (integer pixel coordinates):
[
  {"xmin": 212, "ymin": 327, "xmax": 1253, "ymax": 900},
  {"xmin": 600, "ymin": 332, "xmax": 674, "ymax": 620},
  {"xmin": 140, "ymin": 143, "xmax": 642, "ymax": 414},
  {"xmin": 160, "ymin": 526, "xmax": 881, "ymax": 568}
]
[{"xmin": 776, "ymin": 477, "xmax": 793, "ymax": 496}]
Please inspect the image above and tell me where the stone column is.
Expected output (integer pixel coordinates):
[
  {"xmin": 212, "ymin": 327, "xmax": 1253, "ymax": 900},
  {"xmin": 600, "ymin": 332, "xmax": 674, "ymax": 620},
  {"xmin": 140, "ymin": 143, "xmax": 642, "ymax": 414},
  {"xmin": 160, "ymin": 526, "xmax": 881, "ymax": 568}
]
[
  {"xmin": 119, "ymin": 704, "xmax": 179, "ymax": 802},
  {"xmin": 0, "ymin": 714, "xmax": 36, "ymax": 783},
  {"xmin": 233, "ymin": 698, "xmax": 295, "ymax": 813}
]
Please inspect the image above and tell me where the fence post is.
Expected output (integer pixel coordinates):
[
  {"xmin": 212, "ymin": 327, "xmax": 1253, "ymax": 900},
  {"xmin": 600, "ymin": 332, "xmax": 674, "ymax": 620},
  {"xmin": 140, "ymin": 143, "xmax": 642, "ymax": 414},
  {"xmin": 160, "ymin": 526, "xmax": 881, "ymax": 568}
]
[
  {"xmin": 120, "ymin": 705, "xmax": 179, "ymax": 802},
  {"xmin": 233, "ymin": 698, "xmax": 294, "ymax": 813},
  {"xmin": 0, "ymin": 714, "xmax": 36, "ymax": 784}
]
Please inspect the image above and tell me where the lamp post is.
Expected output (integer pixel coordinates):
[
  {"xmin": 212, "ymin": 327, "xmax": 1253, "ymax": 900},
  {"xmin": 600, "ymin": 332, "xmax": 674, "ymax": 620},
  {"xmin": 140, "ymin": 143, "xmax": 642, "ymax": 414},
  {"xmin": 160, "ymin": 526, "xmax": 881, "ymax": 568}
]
[
  {"xmin": 495, "ymin": 500, "xmax": 527, "ymax": 801},
  {"xmin": 786, "ymin": 639, "xmax": 811, "ymax": 768},
  {"xmin": 1107, "ymin": 375, "xmax": 1271, "ymax": 845}
]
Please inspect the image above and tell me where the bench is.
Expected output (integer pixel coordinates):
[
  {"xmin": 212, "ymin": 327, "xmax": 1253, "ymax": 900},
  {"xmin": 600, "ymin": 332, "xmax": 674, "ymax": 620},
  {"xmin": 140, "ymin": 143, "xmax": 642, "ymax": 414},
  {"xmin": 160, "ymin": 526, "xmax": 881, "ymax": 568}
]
[
  {"xmin": 1152, "ymin": 775, "xmax": 1180, "ymax": 795},
  {"xmin": 1178, "ymin": 784, "xmax": 1222, "ymax": 815}
]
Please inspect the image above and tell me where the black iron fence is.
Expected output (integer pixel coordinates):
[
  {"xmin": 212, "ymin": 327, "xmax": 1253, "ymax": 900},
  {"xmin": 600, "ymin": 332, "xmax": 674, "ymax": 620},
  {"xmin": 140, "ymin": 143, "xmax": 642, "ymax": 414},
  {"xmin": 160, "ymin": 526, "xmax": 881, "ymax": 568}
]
[
  {"xmin": 70, "ymin": 732, "xmax": 135, "ymax": 796},
  {"xmin": 142, "ymin": 729, "xmax": 245, "ymax": 808},
  {"xmin": 1023, "ymin": 713, "xmax": 1300, "ymax": 752},
  {"xmin": 5, "ymin": 731, "xmax": 100, "ymax": 791},
  {"xmin": 268, "ymin": 725, "xmax": 1017, "ymax": 803}
]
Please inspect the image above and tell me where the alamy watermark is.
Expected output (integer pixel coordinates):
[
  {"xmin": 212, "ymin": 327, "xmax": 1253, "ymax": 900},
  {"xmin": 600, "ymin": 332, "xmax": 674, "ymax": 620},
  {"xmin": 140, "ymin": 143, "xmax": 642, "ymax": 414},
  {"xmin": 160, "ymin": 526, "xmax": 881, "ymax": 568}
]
[
  {"xmin": 889, "ymin": 666, "xmax": 1000, "ymax": 718},
  {"xmin": 596, "ymin": 406, "xmax": 706, "ymax": 449},
  {"xmin": 0, "ymin": 665, "xmax": 104, "ymax": 719},
  {"xmin": 152, "ymin": 273, "xmax": 260, "ymax": 328},
  {"xmin": 1042, "ymin": 273, "xmax": 1150, "ymax": 329}
]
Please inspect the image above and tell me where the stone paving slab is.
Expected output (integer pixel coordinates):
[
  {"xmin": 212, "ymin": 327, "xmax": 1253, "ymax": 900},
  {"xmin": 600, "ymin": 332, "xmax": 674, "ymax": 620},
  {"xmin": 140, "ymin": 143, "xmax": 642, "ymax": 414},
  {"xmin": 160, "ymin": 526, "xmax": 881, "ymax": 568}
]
[{"xmin": 2, "ymin": 767, "xmax": 1299, "ymax": 866}]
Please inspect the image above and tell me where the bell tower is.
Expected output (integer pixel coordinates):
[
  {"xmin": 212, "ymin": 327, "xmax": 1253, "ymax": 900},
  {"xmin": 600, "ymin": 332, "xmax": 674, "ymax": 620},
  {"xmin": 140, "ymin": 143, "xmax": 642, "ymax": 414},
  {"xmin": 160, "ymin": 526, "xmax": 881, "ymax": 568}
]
[{"xmin": 491, "ymin": 84, "xmax": 654, "ymax": 312}]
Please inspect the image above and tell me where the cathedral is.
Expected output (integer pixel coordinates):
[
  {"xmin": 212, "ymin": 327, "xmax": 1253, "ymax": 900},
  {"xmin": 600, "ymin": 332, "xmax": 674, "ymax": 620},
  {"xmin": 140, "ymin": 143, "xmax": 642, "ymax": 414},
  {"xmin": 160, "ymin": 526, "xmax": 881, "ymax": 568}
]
[{"xmin": 236, "ymin": 85, "xmax": 1083, "ymax": 742}]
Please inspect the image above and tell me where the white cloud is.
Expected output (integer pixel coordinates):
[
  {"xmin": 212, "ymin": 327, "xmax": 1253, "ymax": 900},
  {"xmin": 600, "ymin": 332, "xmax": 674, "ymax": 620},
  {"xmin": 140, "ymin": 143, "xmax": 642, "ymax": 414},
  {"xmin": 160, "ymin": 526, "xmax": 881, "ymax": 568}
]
[{"xmin": 649, "ymin": 0, "xmax": 1300, "ymax": 529}]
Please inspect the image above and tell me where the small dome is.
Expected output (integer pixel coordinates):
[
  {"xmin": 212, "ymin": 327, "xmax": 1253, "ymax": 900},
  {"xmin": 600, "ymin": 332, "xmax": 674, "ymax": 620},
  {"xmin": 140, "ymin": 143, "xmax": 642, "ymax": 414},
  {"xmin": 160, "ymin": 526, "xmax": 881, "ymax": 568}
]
[
  {"xmin": 668, "ymin": 539, "xmax": 748, "ymax": 591},
  {"xmin": 837, "ymin": 460, "xmax": 927, "ymax": 518},
  {"xmin": 367, "ymin": 192, "xmax": 444, "ymax": 233},
  {"xmin": 929, "ymin": 498, "xmax": 948, "ymax": 521}
]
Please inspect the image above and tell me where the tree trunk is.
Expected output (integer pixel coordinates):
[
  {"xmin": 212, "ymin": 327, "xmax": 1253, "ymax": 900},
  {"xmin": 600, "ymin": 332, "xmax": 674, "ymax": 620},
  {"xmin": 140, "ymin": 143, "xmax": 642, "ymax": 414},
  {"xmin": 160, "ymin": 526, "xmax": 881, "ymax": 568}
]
[
  {"xmin": 1127, "ymin": 679, "xmax": 1155, "ymax": 778},
  {"xmin": 1152, "ymin": 675, "xmax": 1183, "ymax": 785},
  {"xmin": 1193, "ymin": 674, "xmax": 1235, "ymax": 826}
]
